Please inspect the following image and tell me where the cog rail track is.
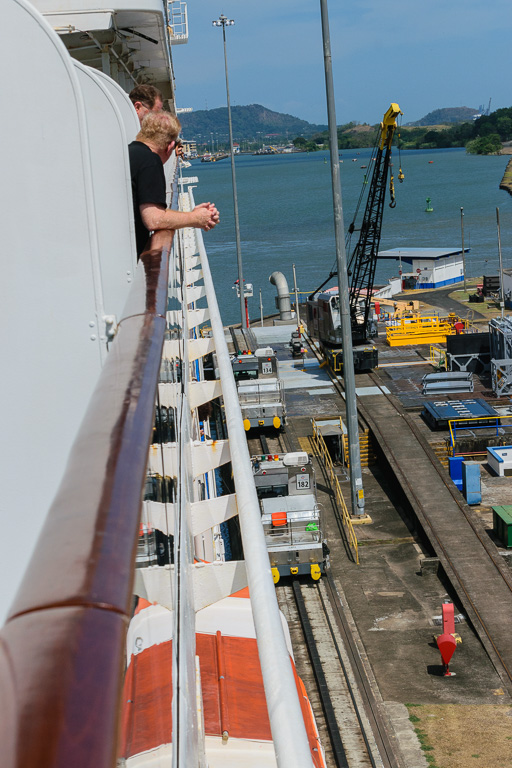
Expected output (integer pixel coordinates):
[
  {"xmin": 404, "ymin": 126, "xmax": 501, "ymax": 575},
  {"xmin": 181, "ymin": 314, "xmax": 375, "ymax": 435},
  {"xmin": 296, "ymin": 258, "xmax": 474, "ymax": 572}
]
[
  {"xmin": 247, "ymin": 430, "xmax": 289, "ymax": 457},
  {"xmin": 277, "ymin": 576, "xmax": 402, "ymax": 768}
]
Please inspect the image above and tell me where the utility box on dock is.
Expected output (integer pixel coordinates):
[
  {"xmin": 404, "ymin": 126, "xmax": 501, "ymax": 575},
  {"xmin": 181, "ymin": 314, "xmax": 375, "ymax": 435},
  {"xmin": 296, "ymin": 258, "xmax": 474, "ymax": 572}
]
[
  {"xmin": 448, "ymin": 456, "xmax": 464, "ymax": 491},
  {"xmin": 487, "ymin": 445, "xmax": 512, "ymax": 476},
  {"xmin": 492, "ymin": 506, "xmax": 512, "ymax": 548},
  {"xmin": 462, "ymin": 461, "xmax": 481, "ymax": 505}
]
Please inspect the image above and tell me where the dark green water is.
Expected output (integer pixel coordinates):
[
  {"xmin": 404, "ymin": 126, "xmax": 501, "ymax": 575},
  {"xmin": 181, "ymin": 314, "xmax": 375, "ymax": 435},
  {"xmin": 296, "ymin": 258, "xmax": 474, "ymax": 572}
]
[{"xmin": 190, "ymin": 148, "xmax": 512, "ymax": 325}]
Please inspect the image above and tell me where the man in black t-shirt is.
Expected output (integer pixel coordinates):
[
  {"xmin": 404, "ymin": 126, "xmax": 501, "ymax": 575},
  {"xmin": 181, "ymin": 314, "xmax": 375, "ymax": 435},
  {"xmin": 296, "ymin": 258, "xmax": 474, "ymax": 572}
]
[
  {"xmin": 129, "ymin": 111, "xmax": 219, "ymax": 256},
  {"xmin": 129, "ymin": 138, "xmax": 167, "ymax": 255}
]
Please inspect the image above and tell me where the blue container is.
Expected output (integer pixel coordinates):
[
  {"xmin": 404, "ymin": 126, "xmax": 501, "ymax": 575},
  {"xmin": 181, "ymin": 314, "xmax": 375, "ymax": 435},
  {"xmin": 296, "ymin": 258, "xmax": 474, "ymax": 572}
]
[
  {"xmin": 448, "ymin": 456, "xmax": 464, "ymax": 491},
  {"xmin": 462, "ymin": 461, "xmax": 481, "ymax": 505}
]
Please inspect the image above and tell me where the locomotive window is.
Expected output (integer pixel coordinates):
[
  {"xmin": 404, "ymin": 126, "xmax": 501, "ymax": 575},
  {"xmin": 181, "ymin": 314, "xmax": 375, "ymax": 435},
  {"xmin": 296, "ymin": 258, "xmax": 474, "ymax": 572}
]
[
  {"xmin": 257, "ymin": 484, "xmax": 288, "ymax": 499},
  {"xmin": 233, "ymin": 369, "xmax": 258, "ymax": 382}
]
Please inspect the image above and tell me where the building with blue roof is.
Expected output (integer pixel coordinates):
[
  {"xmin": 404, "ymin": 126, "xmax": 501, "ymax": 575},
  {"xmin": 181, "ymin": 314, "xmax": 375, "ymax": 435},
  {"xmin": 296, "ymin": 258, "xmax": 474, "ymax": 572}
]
[{"xmin": 378, "ymin": 247, "xmax": 469, "ymax": 290}]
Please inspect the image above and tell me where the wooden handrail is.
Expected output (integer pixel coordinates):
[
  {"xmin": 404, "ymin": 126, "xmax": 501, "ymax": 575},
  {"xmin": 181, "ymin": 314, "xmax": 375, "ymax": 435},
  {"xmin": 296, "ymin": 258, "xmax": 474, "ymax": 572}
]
[{"xmin": 0, "ymin": 234, "xmax": 172, "ymax": 768}]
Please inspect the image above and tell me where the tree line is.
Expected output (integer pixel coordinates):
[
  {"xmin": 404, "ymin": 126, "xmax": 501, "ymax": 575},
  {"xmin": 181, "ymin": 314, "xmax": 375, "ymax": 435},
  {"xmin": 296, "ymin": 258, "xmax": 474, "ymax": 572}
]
[{"xmin": 293, "ymin": 107, "xmax": 512, "ymax": 155}]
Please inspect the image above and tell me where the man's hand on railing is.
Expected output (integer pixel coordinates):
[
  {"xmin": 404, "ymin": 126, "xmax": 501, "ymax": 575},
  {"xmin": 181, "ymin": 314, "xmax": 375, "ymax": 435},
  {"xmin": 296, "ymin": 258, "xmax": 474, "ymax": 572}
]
[{"xmin": 191, "ymin": 202, "xmax": 220, "ymax": 232}]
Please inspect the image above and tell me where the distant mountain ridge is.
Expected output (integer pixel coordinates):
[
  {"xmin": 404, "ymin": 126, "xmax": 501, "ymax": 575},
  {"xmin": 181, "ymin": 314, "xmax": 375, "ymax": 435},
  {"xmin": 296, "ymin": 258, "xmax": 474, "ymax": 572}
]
[
  {"xmin": 407, "ymin": 107, "xmax": 479, "ymax": 126},
  {"xmin": 179, "ymin": 104, "xmax": 327, "ymax": 141}
]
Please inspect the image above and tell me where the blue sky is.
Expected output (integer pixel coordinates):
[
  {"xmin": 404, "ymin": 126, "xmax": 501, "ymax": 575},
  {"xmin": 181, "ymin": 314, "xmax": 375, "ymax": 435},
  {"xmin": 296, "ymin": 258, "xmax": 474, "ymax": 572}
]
[{"xmin": 173, "ymin": 0, "xmax": 510, "ymax": 126}]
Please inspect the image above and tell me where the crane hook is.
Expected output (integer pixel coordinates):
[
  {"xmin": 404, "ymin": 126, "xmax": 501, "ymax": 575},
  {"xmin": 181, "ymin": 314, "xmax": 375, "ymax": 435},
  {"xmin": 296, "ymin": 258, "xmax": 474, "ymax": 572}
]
[{"xmin": 389, "ymin": 173, "xmax": 396, "ymax": 208}]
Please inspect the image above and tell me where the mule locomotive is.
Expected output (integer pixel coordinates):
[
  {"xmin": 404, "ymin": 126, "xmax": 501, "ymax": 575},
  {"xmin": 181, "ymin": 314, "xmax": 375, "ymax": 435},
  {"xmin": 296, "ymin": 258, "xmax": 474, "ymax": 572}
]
[{"xmin": 251, "ymin": 451, "xmax": 328, "ymax": 583}]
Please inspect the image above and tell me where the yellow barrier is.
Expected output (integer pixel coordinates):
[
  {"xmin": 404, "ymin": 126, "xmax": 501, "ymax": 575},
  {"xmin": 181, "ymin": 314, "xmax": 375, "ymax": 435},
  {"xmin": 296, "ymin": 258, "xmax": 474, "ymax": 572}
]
[
  {"xmin": 386, "ymin": 315, "xmax": 469, "ymax": 347},
  {"xmin": 311, "ymin": 419, "xmax": 359, "ymax": 564},
  {"xmin": 429, "ymin": 345, "xmax": 447, "ymax": 370}
]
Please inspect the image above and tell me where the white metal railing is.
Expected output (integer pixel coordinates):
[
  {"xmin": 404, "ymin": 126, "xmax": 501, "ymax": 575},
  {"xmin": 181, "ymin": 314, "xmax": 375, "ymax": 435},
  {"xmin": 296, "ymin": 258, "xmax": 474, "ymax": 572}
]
[
  {"xmin": 238, "ymin": 387, "xmax": 283, "ymax": 405},
  {"xmin": 264, "ymin": 524, "xmax": 323, "ymax": 547},
  {"xmin": 172, "ymin": 228, "xmax": 200, "ymax": 768},
  {"xmin": 191, "ymin": 187, "xmax": 315, "ymax": 768},
  {"xmin": 167, "ymin": 0, "xmax": 188, "ymax": 43}
]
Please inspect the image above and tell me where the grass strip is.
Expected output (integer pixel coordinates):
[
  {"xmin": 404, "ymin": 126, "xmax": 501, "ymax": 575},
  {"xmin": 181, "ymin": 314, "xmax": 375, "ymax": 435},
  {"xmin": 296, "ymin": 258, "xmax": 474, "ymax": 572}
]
[{"xmin": 406, "ymin": 704, "xmax": 441, "ymax": 768}]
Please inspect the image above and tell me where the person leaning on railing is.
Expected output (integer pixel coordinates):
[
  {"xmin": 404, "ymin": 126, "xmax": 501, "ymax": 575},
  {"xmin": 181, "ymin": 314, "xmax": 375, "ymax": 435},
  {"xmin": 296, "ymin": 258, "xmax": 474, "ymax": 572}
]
[
  {"xmin": 128, "ymin": 111, "xmax": 219, "ymax": 257},
  {"xmin": 129, "ymin": 83, "xmax": 164, "ymax": 124}
]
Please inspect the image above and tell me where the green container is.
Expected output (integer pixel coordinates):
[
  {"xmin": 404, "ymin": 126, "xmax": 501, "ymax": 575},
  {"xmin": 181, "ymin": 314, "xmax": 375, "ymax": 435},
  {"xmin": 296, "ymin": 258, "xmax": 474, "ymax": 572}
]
[{"xmin": 492, "ymin": 506, "xmax": 512, "ymax": 548}]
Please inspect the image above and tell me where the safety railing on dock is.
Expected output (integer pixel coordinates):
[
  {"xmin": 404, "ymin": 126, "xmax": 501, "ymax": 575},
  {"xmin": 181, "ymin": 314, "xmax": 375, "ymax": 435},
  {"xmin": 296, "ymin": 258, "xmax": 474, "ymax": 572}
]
[
  {"xmin": 448, "ymin": 415, "xmax": 512, "ymax": 456},
  {"xmin": 311, "ymin": 419, "xmax": 359, "ymax": 564}
]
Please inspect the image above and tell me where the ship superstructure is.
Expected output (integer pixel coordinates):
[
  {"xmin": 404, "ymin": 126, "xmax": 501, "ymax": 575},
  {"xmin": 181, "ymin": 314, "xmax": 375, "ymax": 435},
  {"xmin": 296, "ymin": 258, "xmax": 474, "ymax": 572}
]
[{"xmin": 0, "ymin": 2, "xmax": 323, "ymax": 767}]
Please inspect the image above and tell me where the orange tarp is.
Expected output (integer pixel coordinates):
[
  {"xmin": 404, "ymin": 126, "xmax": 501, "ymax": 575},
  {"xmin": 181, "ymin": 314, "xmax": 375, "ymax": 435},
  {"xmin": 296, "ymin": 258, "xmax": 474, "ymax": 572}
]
[
  {"xmin": 231, "ymin": 587, "xmax": 250, "ymax": 598},
  {"xmin": 120, "ymin": 612, "xmax": 325, "ymax": 768},
  {"xmin": 120, "ymin": 634, "xmax": 271, "ymax": 758}
]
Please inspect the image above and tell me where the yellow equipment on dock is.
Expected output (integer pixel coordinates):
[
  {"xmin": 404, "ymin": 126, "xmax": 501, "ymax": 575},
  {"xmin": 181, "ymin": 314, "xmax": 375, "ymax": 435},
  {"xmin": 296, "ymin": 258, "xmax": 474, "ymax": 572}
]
[{"xmin": 386, "ymin": 314, "xmax": 469, "ymax": 347}]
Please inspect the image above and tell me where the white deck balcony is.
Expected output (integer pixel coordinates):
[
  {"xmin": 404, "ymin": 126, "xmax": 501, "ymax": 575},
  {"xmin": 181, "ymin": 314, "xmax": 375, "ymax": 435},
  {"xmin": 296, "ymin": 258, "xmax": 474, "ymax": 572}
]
[{"xmin": 31, "ymin": 0, "xmax": 185, "ymax": 100}]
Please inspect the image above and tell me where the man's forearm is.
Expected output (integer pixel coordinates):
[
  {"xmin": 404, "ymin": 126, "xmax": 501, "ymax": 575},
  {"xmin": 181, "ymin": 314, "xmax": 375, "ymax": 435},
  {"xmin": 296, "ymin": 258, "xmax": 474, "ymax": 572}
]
[{"xmin": 141, "ymin": 205, "xmax": 199, "ymax": 231}]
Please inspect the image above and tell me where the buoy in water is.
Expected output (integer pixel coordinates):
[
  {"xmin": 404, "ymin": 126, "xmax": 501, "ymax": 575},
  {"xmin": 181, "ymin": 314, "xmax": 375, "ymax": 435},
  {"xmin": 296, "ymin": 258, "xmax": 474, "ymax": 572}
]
[{"xmin": 425, "ymin": 196, "xmax": 434, "ymax": 212}]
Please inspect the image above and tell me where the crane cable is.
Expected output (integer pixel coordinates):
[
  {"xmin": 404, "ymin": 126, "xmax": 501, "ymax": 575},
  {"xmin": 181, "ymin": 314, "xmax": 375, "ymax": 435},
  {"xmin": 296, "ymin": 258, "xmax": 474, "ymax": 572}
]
[
  {"xmin": 341, "ymin": 131, "xmax": 380, "ymax": 273},
  {"xmin": 388, "ymin": 113, "xmax": 405, "ymax": 208},
  {"xmin": 397, "ymin": 112, "xmax": 405, "ymax": 183}
]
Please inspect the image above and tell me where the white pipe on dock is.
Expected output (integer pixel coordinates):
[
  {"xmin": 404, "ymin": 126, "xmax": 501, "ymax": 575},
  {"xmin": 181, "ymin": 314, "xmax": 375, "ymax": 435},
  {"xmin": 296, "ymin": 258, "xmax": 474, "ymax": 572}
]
[{"xmin": 270, "ymin": 271, "xmax": 293, "ymax": 320}]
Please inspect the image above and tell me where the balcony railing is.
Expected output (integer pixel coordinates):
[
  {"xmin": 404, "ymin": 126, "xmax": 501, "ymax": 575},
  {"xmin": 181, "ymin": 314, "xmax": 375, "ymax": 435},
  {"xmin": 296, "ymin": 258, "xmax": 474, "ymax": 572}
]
[{"xmin": 168, "ymin": 0, "xmax": 188, "ymax": 43}]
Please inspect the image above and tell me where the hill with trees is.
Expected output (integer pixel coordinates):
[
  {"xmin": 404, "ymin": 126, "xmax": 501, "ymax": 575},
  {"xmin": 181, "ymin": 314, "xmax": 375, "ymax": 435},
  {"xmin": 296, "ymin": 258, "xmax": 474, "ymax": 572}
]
[
  {"xmin": 406, "ymin": 106, "xmax": 479, "ymax": 126},
  {"xmin": 180, "ymin": 102, "xmax": 512, "ymax": 156},
  {"xmin": 179, "ymin": 104, "xmax": 326, "ymax": 142},
  {"xmin": 297, "ymin": 106, "xmax": 512, "ymax": 156}
]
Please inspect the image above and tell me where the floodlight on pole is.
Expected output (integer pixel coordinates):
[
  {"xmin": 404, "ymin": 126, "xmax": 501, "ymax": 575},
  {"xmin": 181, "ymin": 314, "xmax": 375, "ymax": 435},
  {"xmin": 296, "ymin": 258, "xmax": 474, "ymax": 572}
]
[{"xmin": 213, "ymin": 14, "xmax": 247, "ymax": 328}]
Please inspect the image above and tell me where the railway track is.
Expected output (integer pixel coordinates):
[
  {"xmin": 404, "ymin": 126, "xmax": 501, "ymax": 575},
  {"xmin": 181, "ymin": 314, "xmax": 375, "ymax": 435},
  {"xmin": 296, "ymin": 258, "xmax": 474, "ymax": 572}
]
[
  {"xmin": 229, "ymin": 325, "xmax": 257, "ymax": 354},
  {"xmin": 247, "ymin": 429, "xmax": 289, "ymax": 457},
  {"xmin": 301, "ymin": 329, "xmax": 512, "ymax": 690},
  {"xmin": 276, "ymin": 574, "xmax": 401, "ymax": 768}
]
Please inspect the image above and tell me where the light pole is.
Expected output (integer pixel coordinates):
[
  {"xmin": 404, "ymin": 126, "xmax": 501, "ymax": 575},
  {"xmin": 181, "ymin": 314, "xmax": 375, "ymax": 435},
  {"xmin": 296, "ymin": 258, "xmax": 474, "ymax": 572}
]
[
  {"xmin": 319, "ymin": 0, "xmax": 365, "ymax": 517},
  {"xmin": 213, "ymin": 13, "xmax": 247, "ymax": 328},
  {"xmin": 460, "ymin": 207, "xmax": 467, "ymax": 293},
  {"xmin": 497, "ymin": 207, "xmax": 505, "ymax": 318}
]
